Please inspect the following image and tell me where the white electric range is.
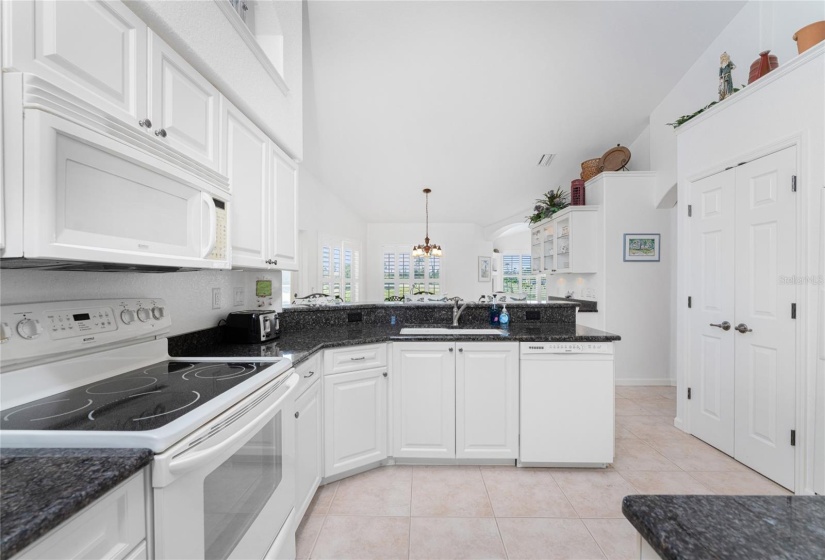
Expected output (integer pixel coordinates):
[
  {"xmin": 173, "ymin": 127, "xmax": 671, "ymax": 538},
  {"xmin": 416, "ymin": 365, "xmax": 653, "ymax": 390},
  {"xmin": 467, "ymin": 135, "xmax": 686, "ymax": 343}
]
[{"xmin": 0, "ymin": 298, "xmax": 298, "ymax": 560}]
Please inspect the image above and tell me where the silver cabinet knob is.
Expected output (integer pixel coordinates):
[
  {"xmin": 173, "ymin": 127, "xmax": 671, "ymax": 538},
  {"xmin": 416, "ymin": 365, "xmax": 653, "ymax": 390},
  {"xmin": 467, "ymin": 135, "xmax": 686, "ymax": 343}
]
[
  {"xmin": 382, "ymin": 372, "xmax": 388, "ymax": 377},
  {"xmin": 448, "ymin": 347, "xmax": 454, "ymax": 352},
  {"xmin": 139, "ymin": 118, "xmax": 152, "ymax": 128},
  {"xmin": 735, "ymin": 323, "xmax": 753, "ymax": 334},
  {"xmin": 154, "ymin": 128, "xmax": 167, "ymax": 138},
  {"xmin": 458, "ymin": 348, "xmax": 464, "ymax": 352},
  {"xmin": 294, "ymin": 411, "xmax": 299, "ymax": 418},
  {"xmin": 710, "ymin": 321, "xmax": 731, "ymax": 331}
]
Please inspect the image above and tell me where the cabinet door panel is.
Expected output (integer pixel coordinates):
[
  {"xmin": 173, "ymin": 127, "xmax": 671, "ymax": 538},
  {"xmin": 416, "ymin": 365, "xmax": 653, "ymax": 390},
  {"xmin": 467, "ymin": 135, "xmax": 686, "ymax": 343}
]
[
  {"xmin": 392, "ymin": 343, "xmax": 455, "ymax": 459},
  {"xmin": 223, "ymin": 101, "xmax": 269, "ymax": 268},
  {"xmin": 5, "ymin": 0, "xmax": 147, "ymax": 126},
  {"xmin": 149, "ymin": 31, "xmax": 219, "ymax": 170},
  {"xmin": 295, "ymin": 379, "xmax": 322, "ymax": 519},
  {"xmin": 324, "ymin": 368, "xmax": 387, "ymax": 477},
  {"xmin": 270, "ymin": 146, "xmax": 298, "ymax": 270},
  {"xmin": 456, "ymin": 342, "xmax": 519, "ymax": 459}
]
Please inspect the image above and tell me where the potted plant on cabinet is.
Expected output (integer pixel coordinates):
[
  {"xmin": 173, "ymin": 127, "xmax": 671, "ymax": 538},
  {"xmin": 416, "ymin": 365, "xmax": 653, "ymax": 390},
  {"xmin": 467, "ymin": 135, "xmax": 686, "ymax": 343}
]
[{"xmin": 526, "ymin": 187, "xmax": 570, "ymax": 224}]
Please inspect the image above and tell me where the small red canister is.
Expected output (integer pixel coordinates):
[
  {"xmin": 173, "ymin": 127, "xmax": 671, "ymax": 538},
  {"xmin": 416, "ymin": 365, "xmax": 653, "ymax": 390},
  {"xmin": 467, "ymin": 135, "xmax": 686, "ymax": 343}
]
[{"xmin": 571, "ymin": 179, "xmax": 586, "ymax": 206}]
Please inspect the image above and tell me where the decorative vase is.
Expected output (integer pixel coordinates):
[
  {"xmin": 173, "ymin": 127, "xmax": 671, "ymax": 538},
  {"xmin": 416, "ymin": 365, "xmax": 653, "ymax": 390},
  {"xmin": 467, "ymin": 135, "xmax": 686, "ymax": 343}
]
[
  {"xmin": 793, "ymin": 21, "xmax": 825, "ymax": 54},
  {"xmin": 570, "ymin": 179, "xmax": 586, "ymax": 206},
  {"xmin": 748, "ymin": 50, "xmax": 779, "ymax": 83}
]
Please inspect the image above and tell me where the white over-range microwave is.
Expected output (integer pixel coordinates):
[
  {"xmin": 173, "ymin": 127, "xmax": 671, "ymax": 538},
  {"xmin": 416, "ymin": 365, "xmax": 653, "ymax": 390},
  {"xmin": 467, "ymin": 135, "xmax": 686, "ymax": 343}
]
[{"xmin": 1, "ymin": 74, "xmax": 230, "ymax": 271}]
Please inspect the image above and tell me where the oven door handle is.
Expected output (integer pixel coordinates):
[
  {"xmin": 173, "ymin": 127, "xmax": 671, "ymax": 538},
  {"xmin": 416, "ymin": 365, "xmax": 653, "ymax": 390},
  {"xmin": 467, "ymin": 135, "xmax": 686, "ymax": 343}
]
[{"xmin": 167, "ymin": 374, "xmax": 297, "ymax": 476}]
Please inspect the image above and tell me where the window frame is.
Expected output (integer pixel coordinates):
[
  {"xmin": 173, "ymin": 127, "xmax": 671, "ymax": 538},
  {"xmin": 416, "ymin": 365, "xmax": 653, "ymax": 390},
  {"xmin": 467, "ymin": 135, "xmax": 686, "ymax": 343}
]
[{"xmin": 382, "ymin": 244, "xmax": 444, "ymax": 300}]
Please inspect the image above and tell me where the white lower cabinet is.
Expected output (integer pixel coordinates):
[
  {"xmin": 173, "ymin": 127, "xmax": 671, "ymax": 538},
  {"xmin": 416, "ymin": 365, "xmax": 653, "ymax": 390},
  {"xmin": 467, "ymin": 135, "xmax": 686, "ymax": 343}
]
[
  {"xmin": 324, "ymin": 366, "xmax": 388, "ymax": 477},
  {"xmin": 15, "ymin": 469, "xmax": 148, "ymax": 560},
  {"xmin": 392, "ymin": 343, "xmax": 456, "ymax": 459},
  {"xmin": 294, "ymin": 370, "xmax": 323, "ymax": 521},
  {"xmin": 392, "ymin": 342, "xmax": 519, "ymax": 461},
  {"xmin": 456, "ymin": 342, "xmax": 519, "ymax": 459}
]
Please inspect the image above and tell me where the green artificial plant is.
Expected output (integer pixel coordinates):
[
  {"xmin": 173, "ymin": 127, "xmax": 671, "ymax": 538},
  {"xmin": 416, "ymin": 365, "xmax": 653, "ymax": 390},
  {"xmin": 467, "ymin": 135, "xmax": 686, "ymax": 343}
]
[{"xmin": 526, "ymin": 187, "xmax": 570, "ymax": 224}]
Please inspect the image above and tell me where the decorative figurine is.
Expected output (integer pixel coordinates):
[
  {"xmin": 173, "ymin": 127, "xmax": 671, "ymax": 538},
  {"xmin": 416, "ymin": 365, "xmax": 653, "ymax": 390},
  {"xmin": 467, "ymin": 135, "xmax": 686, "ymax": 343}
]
[{"xmin": 718, "ymin": 52, "xmax": 736, "ymax": 100}]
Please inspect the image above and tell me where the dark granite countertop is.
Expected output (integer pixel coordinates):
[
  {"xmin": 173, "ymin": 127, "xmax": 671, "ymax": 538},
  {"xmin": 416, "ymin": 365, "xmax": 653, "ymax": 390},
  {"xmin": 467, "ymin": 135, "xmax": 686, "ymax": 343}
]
[
  {"xmin": 546, "ymin": 296, "xmax": 598, "ymax": 312},
  {"xmin": 0, "ymin": 448, "xmax": 153, "ymax": 559},
  {"xmin": 622, "ymin": 495, "xmax": 825, "ymax": 560},
  {"xmin": 172, "ymin": 323, "xmax": 621, "ymax": 366}
]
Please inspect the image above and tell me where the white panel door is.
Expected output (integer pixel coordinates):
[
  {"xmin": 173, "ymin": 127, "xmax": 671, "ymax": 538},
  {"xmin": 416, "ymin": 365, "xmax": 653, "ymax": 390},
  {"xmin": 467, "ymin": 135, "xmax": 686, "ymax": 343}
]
[
  {"xmin": 223, "ymin": 101, "xmax": 270, "ymax": 269},
  {"xmin": 455, "ymin": 342, "xmax": 519, "ymax": 459},
  {"xmin": 148, "ymin": 31, "xmax": 220, "ymax": 170},
  {"xmin": 392, "ymin": 343, "xmax": 456, "ymax": 459},
  {"xmin": 324, "ymin": 368, "xmax": 388, "ymax": 477},
  {"xmin": 4, "ymin": 0, "xmax": 147, "ymax": 126},
  {"xmin": 733, "ymin": 147, "xmax": 797, "ymax": 490},
  {"xmin": 688, "ymin": 169, "xmax": 736, "ymax": 455},
  {"xmin": 270, "ymin": 145, "xmax": 298, "ymax": 270},
  {"xmin": 295, "ymin": 379, "xmax": 322, "ymax": 519}
]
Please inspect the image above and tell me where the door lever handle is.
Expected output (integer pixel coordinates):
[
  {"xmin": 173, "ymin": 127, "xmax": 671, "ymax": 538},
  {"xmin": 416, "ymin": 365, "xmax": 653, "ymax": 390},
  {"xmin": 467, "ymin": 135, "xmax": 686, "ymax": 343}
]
[
  {"xmin": 709, "ymin": 321, "xmax": 731, "ymax": 331},
  {"xmin": 735, "ymin": 323, "xmax": 753, "ymax": 334}
]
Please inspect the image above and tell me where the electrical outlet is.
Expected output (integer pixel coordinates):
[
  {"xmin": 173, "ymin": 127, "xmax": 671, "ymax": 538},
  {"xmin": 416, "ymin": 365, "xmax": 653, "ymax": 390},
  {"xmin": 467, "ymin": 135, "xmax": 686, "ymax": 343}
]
[
  {"xmin": 233, "ymin": 287, "xmax": 245, "ymax": 306},
  {"xmin": 212, "ymin": 288, "xmax": 222, "ymax": 310}
]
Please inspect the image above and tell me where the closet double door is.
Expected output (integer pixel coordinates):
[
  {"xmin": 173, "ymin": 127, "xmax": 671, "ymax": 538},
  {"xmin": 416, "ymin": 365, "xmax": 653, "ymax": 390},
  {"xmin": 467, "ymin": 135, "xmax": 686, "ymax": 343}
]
[{"xmin": 688, "ymin": 146, "xmax": 797, "ymax": 490}]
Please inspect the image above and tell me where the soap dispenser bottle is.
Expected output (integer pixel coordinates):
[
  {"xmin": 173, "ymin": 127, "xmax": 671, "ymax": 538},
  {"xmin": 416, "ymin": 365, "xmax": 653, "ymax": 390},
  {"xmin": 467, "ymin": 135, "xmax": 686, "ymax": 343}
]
[
  {"xmin": 489, "ymin": 300, "xmax": 500, "ymax": 326},
  {"xmin": 499, "ymin": 304, "xmax": 510, "ymax": 330}
]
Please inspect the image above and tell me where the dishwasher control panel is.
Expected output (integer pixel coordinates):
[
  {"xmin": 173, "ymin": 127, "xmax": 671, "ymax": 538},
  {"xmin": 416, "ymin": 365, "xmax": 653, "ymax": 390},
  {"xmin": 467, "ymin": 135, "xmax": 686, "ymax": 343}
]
[{"xmin": 520, "ymin": 342, "xmax": 614, "ymax": 355}]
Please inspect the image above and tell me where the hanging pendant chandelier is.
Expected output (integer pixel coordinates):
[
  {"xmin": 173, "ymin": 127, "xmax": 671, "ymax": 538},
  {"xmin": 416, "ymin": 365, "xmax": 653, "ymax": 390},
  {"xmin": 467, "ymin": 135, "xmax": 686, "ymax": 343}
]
[{"xmin": 412, "ymin": 188, "xmax": 442, "ymax": 257}]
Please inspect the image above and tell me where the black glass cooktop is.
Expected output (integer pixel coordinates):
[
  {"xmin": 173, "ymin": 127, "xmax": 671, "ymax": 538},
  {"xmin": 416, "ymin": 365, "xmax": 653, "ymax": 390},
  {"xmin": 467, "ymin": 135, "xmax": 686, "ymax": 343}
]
[{"xmin": 0, "ymin": 360, "xmax": 281, "ymax": 432}]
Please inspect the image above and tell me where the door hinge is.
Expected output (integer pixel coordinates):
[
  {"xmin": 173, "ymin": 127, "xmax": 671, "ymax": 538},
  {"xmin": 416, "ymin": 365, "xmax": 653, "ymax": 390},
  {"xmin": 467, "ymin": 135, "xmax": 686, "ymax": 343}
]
[
  {"xmin": 688, "ymin": 296, "xmax": 692, "ymax": 308},
  {"xmin": 687, "ymin": 387, "xmax": 692, "ymax": 400},
  {"xmin": 791, "ymin": 303, "xmax": 796, "ymax": 319},
  {"xmin": 687, "ymin": 204, "xmax": 692, "ymax": 217},
  {"xmin": 791, "ymin": 430, "xmax": 796, "ymax": 446},
  {"xmin": 791, "ymin": 175, "xmax": 797, "ymax": 192}
]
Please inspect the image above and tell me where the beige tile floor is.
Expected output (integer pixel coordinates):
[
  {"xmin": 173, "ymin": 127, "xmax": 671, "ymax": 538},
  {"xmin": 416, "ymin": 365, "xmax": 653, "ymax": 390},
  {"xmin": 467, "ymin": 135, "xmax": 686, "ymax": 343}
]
[{"xmin": 295, "ymin": 386, "xmax": 791, "ymax": 560}]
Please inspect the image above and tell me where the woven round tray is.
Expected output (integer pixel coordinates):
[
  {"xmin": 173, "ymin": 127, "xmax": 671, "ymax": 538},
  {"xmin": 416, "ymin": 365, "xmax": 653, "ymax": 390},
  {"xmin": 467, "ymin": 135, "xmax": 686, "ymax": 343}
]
[
  {"xmin": 600, "ymin": 145, "xmax": 631, "ymax": 172},
  {"xmin": 580, "ymin": 158, "xmax": 602, "ymax": 181}
]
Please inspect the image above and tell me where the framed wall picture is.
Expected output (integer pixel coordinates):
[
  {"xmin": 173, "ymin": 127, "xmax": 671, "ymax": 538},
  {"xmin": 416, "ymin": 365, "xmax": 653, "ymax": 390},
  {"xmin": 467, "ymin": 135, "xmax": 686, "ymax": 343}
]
[
  {"xmin": 478, "ymin": 256, "xmax": 492, "ymax": 281},
  {"xmin": 623, "ymin": 233, "xmax": 661, "ymax": 262}
]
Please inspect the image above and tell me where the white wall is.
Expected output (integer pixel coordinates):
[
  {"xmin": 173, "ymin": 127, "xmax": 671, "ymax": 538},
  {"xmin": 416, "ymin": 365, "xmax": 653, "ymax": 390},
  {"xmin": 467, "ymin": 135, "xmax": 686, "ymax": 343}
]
[
  {"xmin": 628, "ymin": 125, "xmax": 651, "ymax": 171},
  {"xmin": 492, "ymin": 228, "xmax": 531, "ymax": 255},
  {"xmin": 366, "ymin": 223, "xmax": 494, "ymax": 301},
  {"xmin": 649, "ymin": 1, "xmax": 825, "ymax": 205},
  {"xmin": 126, "ymin": 0, "xmax": 303, "ymax": 159},
  {"xmin": 0, "ymin": 269, "xmax": 280, "ymax": 337},
  {"xmin": 297, "ymin": 169, "xmax": 368, "ymax": 297}
]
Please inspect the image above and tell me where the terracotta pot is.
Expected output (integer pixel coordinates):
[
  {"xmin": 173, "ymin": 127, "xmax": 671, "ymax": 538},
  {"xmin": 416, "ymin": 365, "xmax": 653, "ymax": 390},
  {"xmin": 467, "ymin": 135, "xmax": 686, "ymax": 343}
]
[
  {"xmin": 793, "ymin": 21, "xmax": 825, "ymax": 54},
  {"xmin": 748, "ymin": 50, "xmax": 779, "ymax": 83}
]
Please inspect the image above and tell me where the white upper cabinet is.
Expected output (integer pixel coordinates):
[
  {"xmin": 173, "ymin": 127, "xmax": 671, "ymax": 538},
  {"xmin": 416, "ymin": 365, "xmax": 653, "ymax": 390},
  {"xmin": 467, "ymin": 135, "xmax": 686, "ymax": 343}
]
[
  {"xmin": 223, "ymin": 101, "xmax": 269, "ymax": 269},
  {"xmin": 148, "ymin": 31, "xmax": 220, "ymax": 171},
  {"xmin": 270, "ymin": 145, "xmax": 298, "ymax": 270},
  {"xmin": 531, "ymin": 206, "xmax": 599, "ymax": 275},
  {"xmin": 4, "ymin": 0, "xmax": 148, "ymax": 128}
]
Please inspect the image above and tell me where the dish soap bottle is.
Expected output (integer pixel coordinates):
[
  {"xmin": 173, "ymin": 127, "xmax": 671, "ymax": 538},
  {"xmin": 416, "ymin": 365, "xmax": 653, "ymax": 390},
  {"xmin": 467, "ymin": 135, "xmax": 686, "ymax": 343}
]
[
  {"xmin": 499, "ymin": 304, "xmax": 510, "ymax": 330},
  {"xmin": 489, "ymin": 301, "xmax": 500, "ymax": 326}
]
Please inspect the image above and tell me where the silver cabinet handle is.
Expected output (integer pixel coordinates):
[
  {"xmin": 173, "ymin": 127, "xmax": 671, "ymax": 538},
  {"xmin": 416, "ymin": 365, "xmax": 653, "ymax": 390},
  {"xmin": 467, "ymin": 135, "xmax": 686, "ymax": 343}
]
[
  {"xmin": 139, "ymin": 118, "xmax": 152, "ymax": 128},
  {"xmin": 382, "ymin": 372, "xmax": 388, "ymax": 377},
  {"xmin": 710, "ymin": 321, "xmax": 731, "ymax": 331},
  {"xmin": 448, "ymin": 348, "xmax": 454, "ymax": 352},
  {"xmin": 735, "ymin": 323, "xmax": 753, "ymax": 334},
  {"xmin": 458, "ymin": 348, "xmax": 463, "ymax": 352},
  {"xmin": 294, "ymin": 411, "xmax": 299, "ymax": 418},
  {"xmin": 154, "ymin": 128, "xmax": 167, "ymax": 138},
  {"xmin": 303, "ymin": 370, "xmax": 315, "ymax": 379},
  {"xmin": 350, "ymin": 356, "xmax": 366, "ymax": 361}
]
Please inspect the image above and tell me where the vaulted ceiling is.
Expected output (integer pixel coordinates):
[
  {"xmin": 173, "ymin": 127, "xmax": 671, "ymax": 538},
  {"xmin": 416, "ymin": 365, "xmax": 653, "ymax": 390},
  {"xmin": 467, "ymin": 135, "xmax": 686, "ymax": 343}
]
[{"xmin": 303, "ymin": 0, "xmax": 746, "ymax": 226}]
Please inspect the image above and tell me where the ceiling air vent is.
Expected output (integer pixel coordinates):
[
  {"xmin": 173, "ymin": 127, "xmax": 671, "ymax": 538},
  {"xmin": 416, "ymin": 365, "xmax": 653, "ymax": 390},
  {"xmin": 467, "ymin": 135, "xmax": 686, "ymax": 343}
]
[{"xmin": 537, "ymin": 154, "xmax": 556, "ymax": 167}]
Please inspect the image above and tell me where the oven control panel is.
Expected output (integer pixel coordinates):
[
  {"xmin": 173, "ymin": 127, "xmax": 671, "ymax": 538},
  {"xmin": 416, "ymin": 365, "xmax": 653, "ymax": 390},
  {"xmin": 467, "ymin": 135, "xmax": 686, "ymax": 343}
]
[{"xmin": 1, "ymin": 299, "xmax": 171, "ymax": 369}]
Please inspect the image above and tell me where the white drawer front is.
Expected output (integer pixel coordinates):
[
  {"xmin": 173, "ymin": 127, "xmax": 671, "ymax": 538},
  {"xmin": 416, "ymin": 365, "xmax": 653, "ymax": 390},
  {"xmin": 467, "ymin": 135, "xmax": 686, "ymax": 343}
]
[
  {"xmin": 295, "ymin": 352, "xmax": 322, "ymax": 397},
  {"xmin": 17, "ymin": 470, "xmax": 147, "ymax": 560},
  {"xmin": 324, "ymin": 344, "xmax": 387, "ymax": 375}
]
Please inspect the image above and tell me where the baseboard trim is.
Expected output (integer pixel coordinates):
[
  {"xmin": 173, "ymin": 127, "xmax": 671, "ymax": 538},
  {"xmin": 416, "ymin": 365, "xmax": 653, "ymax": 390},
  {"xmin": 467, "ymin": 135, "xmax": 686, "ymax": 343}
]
[
  {"xmin": 616, "ymin": 378, "xmax": 676, "ymax": 386},
  {"xmin": 673, "ymin": 416, "xmax": 685, "ymax": 431}
]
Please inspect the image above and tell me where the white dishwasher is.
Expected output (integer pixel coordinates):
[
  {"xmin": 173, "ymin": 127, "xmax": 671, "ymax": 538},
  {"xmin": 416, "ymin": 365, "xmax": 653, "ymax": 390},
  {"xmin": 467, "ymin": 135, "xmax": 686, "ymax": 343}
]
[{"xmin": 519, "ymin": 342, "xmax": 614, "ymax": 467}]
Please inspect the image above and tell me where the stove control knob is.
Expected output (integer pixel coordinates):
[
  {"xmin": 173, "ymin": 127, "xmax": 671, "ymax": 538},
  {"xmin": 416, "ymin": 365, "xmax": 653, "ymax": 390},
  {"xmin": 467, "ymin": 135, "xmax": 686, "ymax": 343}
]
[
  {"xmin": 151, "ymin": 306, "xmax": 165, "ymax": 320},
  {"xmin": 0, "ymin": 322, "xmax": 12, "ymax": 343},
  {"xmin": 121, "ymin": 309, "xmax": 136, "ymax": 325},
  {"xmin": 17, "ymin": 318, "xmax": 43, "ymax": 340},
  {"xmin": 137, "ymin": 308, "xmax": 152, "ymax": 322}
]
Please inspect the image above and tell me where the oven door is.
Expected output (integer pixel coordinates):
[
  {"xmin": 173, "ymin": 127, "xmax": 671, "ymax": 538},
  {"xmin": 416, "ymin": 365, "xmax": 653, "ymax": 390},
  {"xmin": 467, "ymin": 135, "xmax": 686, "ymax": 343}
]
[{"xmin": 153, "ymin": 372, "xmax": 298, "ymax": 560}]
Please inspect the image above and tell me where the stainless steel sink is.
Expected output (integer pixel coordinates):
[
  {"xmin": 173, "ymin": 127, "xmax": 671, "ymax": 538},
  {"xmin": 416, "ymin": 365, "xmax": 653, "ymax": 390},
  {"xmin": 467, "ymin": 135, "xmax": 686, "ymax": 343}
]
[{"xmin": 398, "ymin": 327, "xmax": 507, "ymax": 336}]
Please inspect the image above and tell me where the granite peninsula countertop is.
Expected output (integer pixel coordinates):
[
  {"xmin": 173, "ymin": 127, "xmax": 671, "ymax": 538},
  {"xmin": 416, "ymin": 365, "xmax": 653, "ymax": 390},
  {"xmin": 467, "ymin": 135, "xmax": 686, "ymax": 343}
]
[
  {"xmin": 0, "ymin": 448, "xmax": 153, "ymax": 559},
  {"xmin": 171, "ymin": 323, "xmax": 621, "ymax": 365},
  {"xmin": 622, "ymin": 495, "xmax": 825, "ymax": 560}
]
